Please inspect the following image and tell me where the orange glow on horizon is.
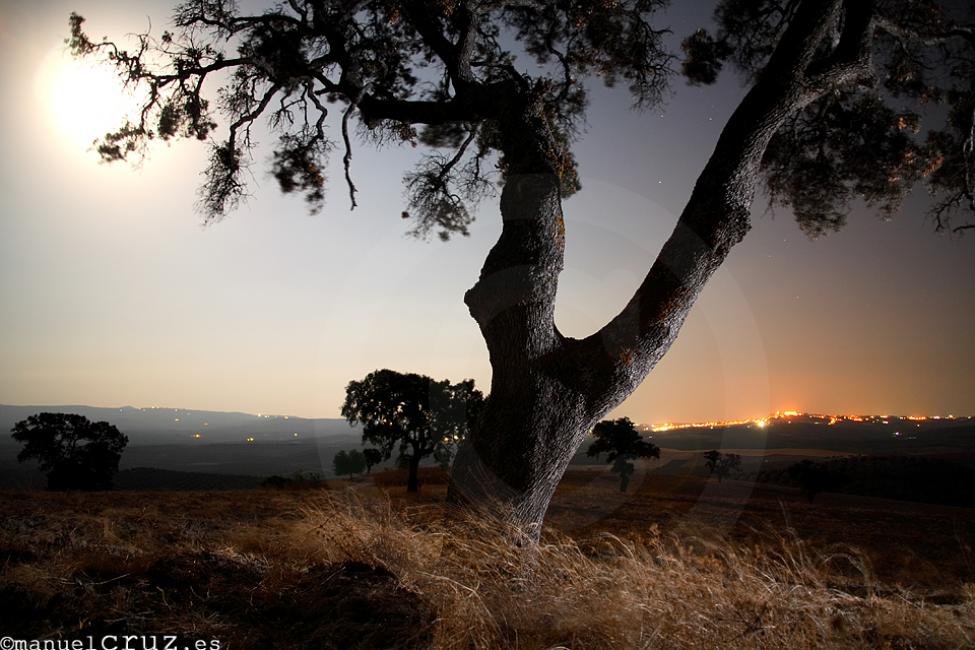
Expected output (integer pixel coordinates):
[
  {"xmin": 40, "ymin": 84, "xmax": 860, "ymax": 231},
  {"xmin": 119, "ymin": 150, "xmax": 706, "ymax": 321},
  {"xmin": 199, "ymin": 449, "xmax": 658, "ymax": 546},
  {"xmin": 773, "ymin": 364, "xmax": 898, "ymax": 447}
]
[{"xmin": 646, "ymin": 410, "xmax": 964, "ymax": 432}]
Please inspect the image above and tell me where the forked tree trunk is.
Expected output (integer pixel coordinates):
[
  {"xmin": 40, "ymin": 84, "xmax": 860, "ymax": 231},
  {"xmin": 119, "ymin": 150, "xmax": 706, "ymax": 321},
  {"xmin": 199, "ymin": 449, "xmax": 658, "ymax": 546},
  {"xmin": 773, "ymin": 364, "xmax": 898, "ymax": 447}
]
[
  {"xmin": 446, "ymin": 109, "xmax": 773, "ymax": 534},
  {"xmin": 447, "ymin": 0, "xmax": 869, "ymax": 539}
]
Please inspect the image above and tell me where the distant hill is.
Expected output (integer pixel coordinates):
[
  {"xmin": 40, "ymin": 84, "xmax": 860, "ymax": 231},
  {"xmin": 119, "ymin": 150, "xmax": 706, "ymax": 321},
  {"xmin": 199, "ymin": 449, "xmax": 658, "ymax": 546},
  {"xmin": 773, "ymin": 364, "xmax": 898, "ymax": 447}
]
[{"xmin": 0, "ymin": 404, "xmax": 360, "ymax": 446}]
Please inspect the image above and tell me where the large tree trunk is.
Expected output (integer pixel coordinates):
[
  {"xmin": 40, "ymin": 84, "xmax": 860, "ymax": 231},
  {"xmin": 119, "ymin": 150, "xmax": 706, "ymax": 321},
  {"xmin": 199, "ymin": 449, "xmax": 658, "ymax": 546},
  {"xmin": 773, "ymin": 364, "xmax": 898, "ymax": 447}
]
[
  {"xmin": 407, "ymin": 453, "xmax": 421, "ymax": 493},
  {"xmin": 448, "ymin": 367, "xmax": 596, "ymax": 536},
  {"xmin": 619, "ymin": 472, "xmax": 631, "ymax": 494},
  {"xmin": 448, "ymin": 164, "xmax": 594, "ymax": 534},
  {"xmin": 447, "ymin": 0, "xmax": 870, "ymax": 539}
]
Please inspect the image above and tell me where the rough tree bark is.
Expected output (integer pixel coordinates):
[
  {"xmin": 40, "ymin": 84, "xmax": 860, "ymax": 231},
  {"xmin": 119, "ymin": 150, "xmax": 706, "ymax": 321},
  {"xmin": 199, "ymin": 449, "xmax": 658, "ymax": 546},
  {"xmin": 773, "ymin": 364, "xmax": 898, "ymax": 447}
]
[{"xmin": 447, "ymin": 0, "xmax": 872, "ymax": 538}]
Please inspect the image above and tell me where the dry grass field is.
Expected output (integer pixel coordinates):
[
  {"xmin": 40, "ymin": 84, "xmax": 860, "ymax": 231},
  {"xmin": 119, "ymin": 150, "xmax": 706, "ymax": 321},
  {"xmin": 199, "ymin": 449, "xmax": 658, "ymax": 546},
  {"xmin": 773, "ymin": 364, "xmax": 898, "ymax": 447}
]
[{"xmin": 1, "ymin": 468, "xmax": 973, "ymax": 649}]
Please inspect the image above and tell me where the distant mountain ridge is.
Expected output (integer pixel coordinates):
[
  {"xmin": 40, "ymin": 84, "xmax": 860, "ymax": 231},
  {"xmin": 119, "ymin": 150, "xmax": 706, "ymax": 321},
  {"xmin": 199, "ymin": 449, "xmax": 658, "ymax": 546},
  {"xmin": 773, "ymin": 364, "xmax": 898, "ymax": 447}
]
[{"xmin": 0, "ymin": 403, "xmax": 359, "ymax": 446}]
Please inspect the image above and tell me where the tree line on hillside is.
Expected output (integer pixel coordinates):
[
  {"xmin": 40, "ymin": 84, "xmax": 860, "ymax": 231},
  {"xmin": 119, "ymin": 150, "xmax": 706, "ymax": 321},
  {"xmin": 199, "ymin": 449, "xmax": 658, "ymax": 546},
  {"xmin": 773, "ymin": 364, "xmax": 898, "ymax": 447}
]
[
  {"xmin": 760, "ymin": 456, "xmax": 975, "ymax": 506},
  {"xmin": 332, "ymin": 448, "xmax": 384, "ymax": 478}
]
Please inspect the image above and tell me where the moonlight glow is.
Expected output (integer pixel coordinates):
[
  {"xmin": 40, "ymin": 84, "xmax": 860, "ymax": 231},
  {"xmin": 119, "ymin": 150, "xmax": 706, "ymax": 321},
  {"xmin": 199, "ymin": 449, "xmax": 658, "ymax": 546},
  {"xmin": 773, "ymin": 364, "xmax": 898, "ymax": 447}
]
[{"xmin": 36, "ymin": 47, "xmax": 144, "ymax": 151}]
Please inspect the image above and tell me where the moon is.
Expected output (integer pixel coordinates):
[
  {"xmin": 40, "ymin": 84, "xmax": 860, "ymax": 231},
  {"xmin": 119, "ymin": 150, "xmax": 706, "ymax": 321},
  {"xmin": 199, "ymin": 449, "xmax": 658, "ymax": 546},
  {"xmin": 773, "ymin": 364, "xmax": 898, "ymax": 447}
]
[{"xmin": 36, "ymin": 46, "xmax": 145, "ymax": 152}]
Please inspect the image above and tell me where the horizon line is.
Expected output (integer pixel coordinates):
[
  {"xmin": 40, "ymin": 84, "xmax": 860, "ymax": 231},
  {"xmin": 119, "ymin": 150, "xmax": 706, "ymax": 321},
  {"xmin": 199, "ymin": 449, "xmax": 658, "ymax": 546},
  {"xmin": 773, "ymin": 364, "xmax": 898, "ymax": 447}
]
[{"xmin": 2, "ymin": 402, "xmax": 972, "ymax": 427}]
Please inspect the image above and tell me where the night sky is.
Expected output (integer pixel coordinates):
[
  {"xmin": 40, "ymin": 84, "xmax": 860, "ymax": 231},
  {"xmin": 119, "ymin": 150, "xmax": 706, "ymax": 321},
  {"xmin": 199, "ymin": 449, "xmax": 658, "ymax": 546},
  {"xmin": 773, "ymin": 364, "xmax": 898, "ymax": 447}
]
[{"xmin": 1, "ymin": 0, "xmax": 973, "ymax": 423}]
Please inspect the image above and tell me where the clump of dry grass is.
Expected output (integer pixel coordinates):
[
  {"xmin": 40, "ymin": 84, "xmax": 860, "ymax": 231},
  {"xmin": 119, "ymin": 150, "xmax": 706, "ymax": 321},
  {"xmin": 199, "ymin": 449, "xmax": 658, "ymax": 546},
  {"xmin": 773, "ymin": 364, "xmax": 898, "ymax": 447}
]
[
  {"xmin": 296, "ymin": 492, "xmax": 975, "ymax": 649},
  {"xmin": 1, "ymin": 489, "xmax": 972, "ymax": 649}
]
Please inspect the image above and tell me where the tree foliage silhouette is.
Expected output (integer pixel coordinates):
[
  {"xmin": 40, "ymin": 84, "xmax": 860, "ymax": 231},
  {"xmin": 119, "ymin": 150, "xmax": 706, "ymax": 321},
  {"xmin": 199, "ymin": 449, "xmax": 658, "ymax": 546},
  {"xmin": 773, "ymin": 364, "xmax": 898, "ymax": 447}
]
[
  {"xmin": 71, "ymin": 0, "xmax": 975, "ymax": 534},
  {"xmin": 341, "ymin": 369, "xmax": 483, "ymax": 493},
  {"xmin": 362, "ymin": 447, "xmax": 383, "ymax": 474},
  {"xmin": 586, "ymin": 417, "xmax": 660, "ymax": 492},
  {"xmin": 11, "ymin": 413, "xmax": 128, "ymax": 490},
  {"xmin": 333, "ymin": 449, "xmax": 366, "ymax": 477},
  {"xmin": 788, "ymin": 459, "xmax": 838, "ymax": 502},
  {"xmin": 702, "ymin": 450, "xmax": 742, "ymax": 482}
]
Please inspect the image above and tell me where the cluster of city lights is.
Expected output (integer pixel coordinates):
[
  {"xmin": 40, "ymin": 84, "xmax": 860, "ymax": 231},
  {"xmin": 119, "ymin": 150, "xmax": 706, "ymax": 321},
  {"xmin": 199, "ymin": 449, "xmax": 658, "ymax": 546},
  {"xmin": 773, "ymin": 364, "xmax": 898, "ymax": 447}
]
[{"xmin": 647, "ymin": 410, "xmax": 968, "ymax": 433}]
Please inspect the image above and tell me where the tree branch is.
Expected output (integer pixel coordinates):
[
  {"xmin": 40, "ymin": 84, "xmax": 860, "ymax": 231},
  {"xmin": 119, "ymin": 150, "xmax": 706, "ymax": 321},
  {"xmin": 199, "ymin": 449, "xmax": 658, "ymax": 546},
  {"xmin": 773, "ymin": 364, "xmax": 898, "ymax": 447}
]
[
  {"xmin": 341, "ymin": 103, "xmax": 358, "ymax": 210},
  {"xmin": 806, "ymin": 0, "xmax": 876, "ymax": 92},
  {"xmin": 569, "ymin": 0, "xmax": 850, "ymax": 416},
  {"xmin": 874, "ymin": 15, "xmax": 975, "ymax": 46},
  {"xmin": 357, "ymin": 93, "xmax": 492, "ymax": 125},
  {"xmin": 401, "ymin": 3, "xmax": 475, "ymax": 87}
]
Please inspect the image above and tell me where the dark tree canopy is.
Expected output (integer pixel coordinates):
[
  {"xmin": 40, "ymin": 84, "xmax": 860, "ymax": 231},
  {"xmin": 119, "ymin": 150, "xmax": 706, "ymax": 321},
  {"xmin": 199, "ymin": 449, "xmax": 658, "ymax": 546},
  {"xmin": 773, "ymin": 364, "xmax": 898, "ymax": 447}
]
[
  {"xmin": 586, "ymin": 417, "xmax": 659, "ymax": 492},
  {"xmin": 683, "ymin": 0, "xmax": 975, "ymax": 235},
  {"xmin": 788, "ymin": 459, "xmax": 839, "ymax": 501},
  {"xmin": 11, "ymin": 413, "xmax": 129, "ymax": 490},
  {"xmin": 362, "ymin": 447, "xmax": 383, "ymax": 474},
  {"xmin": 703, "ymin": 449, "xmax": 721, "ymax": 473},
  {"xmin": 67, "ymin": 0, "xmax": 673, "ymax": 240},
  {"xmin": 68, "ymin": 0, "xmax": 974, "ymax": 238},
  {"xmin": 341, "ymin": 369, "xmax": 484, "ymax": 492},
  {"xmin": 333, "ymin": 448, "xmax": 366, "ymax": 476},
  {"xmin": 702, "ymin": 449, "xmax": 741, "ymax": 482}
]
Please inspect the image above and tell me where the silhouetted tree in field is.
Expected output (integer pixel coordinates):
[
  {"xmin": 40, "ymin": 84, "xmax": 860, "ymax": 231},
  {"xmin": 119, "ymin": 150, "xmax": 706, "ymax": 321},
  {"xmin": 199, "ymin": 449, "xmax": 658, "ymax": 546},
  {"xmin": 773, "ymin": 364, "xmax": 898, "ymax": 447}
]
[
  {"xmin": 11, "ymin": 413, "xmax": 128, "ymax": 490},
  {"xmin": 587, "ymin": 418, "xmax": 660, "ymax": 492},
  {"xmin": 71, "ymin": 0, "xmax": 975, "ymax": 536},
  {"xmin": 760, "ymin": 455, "xmax": 974, "ymax": 506},
  {"xmin": 362, "ymin": 448, "xmax": 383, "ymax": 475},
  {"xmin": 333, "ymin": 449, "xmax": 367, "ymax": 478},
  {"xmin": 341, "ymin": 370, "xmax": 483, "ymax": 493},
  {"xmin": 703, "ymin": 450, "xmax": 742, "ymax": 482},
  {"xmin": 788, "ymin": 459, "xmax": 839, "ymax": 502},
  {"xmin": 703, "ymin": 450, "xmax": 722, "ymax": 476}
]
